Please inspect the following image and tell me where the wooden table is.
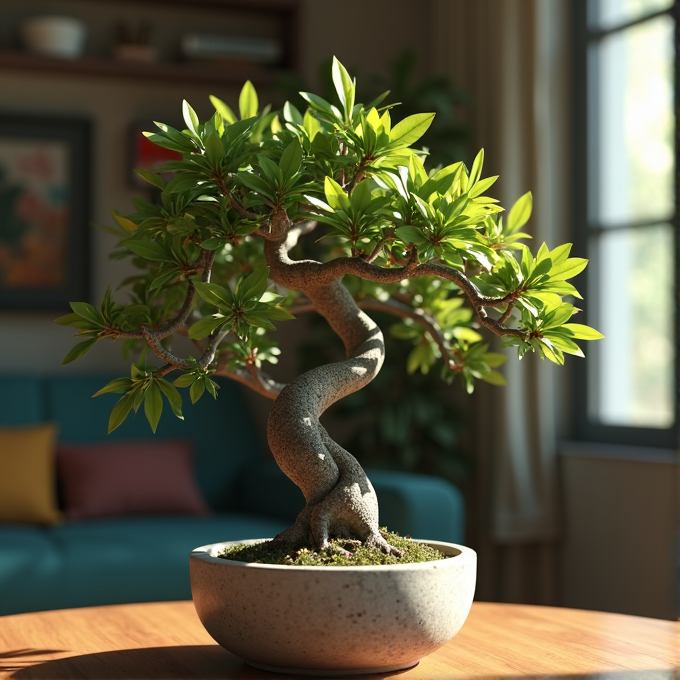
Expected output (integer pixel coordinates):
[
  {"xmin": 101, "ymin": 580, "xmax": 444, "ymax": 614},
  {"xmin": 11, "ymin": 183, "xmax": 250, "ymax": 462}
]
[{"xmin": 0, "ymin": 601, "xmax": 676, "ymax": 679}]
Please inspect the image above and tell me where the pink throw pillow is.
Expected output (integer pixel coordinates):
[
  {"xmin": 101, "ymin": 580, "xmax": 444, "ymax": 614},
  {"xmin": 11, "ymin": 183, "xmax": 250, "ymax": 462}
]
[{"xmin": 57, "ymin": 440, "xmax": 210, "ymax": 520}]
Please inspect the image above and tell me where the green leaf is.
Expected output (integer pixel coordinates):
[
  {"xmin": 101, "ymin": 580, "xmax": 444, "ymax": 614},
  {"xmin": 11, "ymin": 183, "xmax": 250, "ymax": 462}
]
[
  {"xmin": 406, "ymin": 343, "xmax": 435, "ymax": 375},
  {"xmin": 350, "ymin": 179, "xmax": 372, "ymax": 214},
  {"xmin": 69, "ymin": 301, "xmax": 100, "ymax": 325},
  {"xmin": 241, "ymin": 313, "xmax": 276, "ymax": 330},
  {"xmin": 526, "ymin": 257, "xmax": 553, "ymax": 285},
  {"xmin": 560, "ymin": 323, "xmax": 604, "ymax": 340},
  {"xmin": 125, "ymin": 239, "xmax": 171, "ymax": 262},
  {"xmin": 190, "ymin": 379, "xmax": 206, "ymax": 404},
  {"xmin": 261, "ymin": 305, "xmax": 295, "ymax": 320},
  {"xmin": 506, "ymin": 192, "xmax": 533, "ymax": 233},
  {"xmin": 199, "ymin": 237, "xmax": 226, "ymax": 251},
  {"xmin": 299, "ymin": 92, "xmax": 335, "ymax": 116},
  {"xmin": 258, "ymin": 156, "xmax": 283, "ymax": 189},
  {"xmin": 236, "ymin": 171, "xmax": 275, "ymax": 199},
  {"xmin": 205, "ymin": 379, "xmax": 219, "ymax": 399},
  {"xmin": 395, "ymin": 225, "xmax": 428, "ymax": 246},
  {"xmin": 142, "ymin": 131, "xmax": 192, "ymax": 154},
  {"xmin": 108, "ymin": 392, "xmax": 136, "ymax": 434},
  {"xmin": 188, "ymin": 315, "xmax": 228, "ymax": 340},
  {"xmin": 539, "ymin": 338, "xmax": 565, "ymax": 365},
  {"xmin": 279, "ymin": 139, "xmax": 303, "ymax": 182},
  {"xmin": 182, "ymin": 100, "xmax": 200, "ymax": 136},
  {"xmin": 62, "ymin": 338, "xmax": 98, "ymax": 365},
  {"xmin": 387, "ymin": 113, "xmax": 435, "ymax": 149},
  {"xmin": 111, "ymin": 210, "xmax": 139, "ymax": 234},
  {"xmin": 194, "ymin": 281, "xmax": 234, "ymax": 308},
  {"xmin": 544, "ymin": 333, "xmax": 585, "ymax": 357},
  {"xmin": 481, "ymin": 370, "xmax": 507, "ymax": 386},
  {"xmin": 93, "ymin": 378, "xmax": 134, "ymax": 397},
  {"xmin": 484, "ymin": 352, "xmax": 507, "ymax": 368},
  {"xmin": 324, "ymin": 176, "xmax": 351, "ymax": 212},
  {"xmin": 149, "ymin": 270, "xmax": 180, "ymax": 292},
  {"xmin": 54, "ymin": 312, "xmax": 81, "ymax": 326},
  {"xmin": 303, "ymin": 110, "xmax": 322, "ymax": 141},
  {"xmin": 283, "ymin": 101, "xmax": 304, "ymax": 125},
  {"xmin": 549, "ymin": 257, "xmax": 588, "ymax": 281},
  {"xmin": 468, "ymin": 175, "xmax": 498, "ymax": 198},
  {"xmin": 204, "ymin": 133, "xmax": 224, "ymax": 167},
  {"xmin": 209, "ymin": 95, "xmax": 238, "ymax": 124},
  {"xmin": 543, "ymin": 303, "xmax": 575, "ymax": 329},
  {"xmin": 239, "ymin": 81, "xmax": 258, "ymax": 120},
  {"xmin": 156, "ymin": 379, "xmax": 184, "ymax": 420},
  {"xmin": 235, "ymin": 266, "xmax": 269, "ymax": 304},
  {"xmin": 144, "ymin": 381, "xmax": 163, "ymax": 433},
  {"xmin": 469, "ymin": 149, "xmax": 484, "ymax": 186},
  {"xmin": 332, "ymin": 57, "xmax": 355, "ymax": 122},
  {"xmin": 134, "ymin": 169, "xmax": 166, "ymax": 190},
  {"xmin": 174, "ymin": 373, "xmax": 198, "ymax": 388}
]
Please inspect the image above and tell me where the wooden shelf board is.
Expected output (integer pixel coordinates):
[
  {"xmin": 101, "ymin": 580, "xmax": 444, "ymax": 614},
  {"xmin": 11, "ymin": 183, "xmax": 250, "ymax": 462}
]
[{"xmin": 0, "ymin": 50, "xmax": 282, "ymax": 87}]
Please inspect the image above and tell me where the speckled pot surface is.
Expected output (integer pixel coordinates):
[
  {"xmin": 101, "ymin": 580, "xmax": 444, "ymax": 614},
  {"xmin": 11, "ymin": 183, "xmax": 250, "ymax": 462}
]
[{"xmin": 190, "ymin": 539, "xmax": 476, "ymax": 676}]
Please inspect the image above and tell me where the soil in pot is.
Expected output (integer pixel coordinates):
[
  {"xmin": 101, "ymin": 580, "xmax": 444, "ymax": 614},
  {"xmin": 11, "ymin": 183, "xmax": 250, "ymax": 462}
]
[{"xmin": 218, "ymin": 529, "xmax": 450, "ymax": 566}]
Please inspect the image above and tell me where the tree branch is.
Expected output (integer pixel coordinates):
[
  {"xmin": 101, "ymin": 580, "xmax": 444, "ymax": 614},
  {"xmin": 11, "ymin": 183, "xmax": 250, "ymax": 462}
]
[
  {"xmin": 358, "ymin": 298, "xmax": 463, "ymax": 370},
  {"xmin": 264, "ymin": 235, "xmax": 524, "ymax": 340},
  {"xmin": 197, "ymin": 328, "xmax": 231, "ymax": 369},
  {"xmin": 498, "ymin": 301, "xmax": 515, "ymax": 325},
  {"xmin": 214, "ymin": 364, "xmax": 285, "ymax": 400},
  {"xmin": 361, "ymin": 229, "xmax": 395, "ymax": 264},
  {"xmin": 140, "ymin": 327, "xmax": 192, "ymax": 370},
  {"xmin": 289, "ymin": 296, "xmax": 463, "ymax": 370}
]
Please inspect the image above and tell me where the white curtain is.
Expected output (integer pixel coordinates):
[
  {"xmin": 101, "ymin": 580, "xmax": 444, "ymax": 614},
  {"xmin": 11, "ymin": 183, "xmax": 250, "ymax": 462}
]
[{"xmin": 431, "ymin": 0, "xmax": 572, "ymax": 604}]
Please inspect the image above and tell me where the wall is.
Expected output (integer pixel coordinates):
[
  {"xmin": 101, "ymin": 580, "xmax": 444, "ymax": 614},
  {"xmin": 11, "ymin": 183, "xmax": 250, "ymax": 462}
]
[
  {"xmin": 0, "ymin": 0, "xmax": 431, "ymax": 376},
  {"xmin": 560, "ymin": 443, "xmax": 678, "ymax": 620}
]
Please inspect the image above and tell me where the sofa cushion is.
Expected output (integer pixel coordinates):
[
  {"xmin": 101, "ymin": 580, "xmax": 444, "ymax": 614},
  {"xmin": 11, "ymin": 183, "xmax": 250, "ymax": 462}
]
[
  {"xmin": 45, "ymin": 375, "xmax": 265, "ymax": 511},
  {"xmin": 0, "ymin": 422, "xmax": 61, "ymax": 524},
  {"xmin": 57, "ymin": 440, "xmax": 210, "ymax": 520}
]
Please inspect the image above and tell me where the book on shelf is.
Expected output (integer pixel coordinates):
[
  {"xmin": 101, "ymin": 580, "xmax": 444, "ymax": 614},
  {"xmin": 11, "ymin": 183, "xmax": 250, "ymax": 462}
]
[{"xmin": 181, "ymin": 34, "xmax": 282, "ymax": 65}]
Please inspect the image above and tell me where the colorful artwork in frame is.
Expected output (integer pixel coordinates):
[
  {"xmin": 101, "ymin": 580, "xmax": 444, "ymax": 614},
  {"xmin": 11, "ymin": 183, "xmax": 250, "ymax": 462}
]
[{"xmin": 0, "ymin": 116, "xmax": 90, "ymax": 309}]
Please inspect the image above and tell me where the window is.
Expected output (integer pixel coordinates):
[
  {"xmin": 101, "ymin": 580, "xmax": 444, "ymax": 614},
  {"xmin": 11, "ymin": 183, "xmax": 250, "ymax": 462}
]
[{"xmin": 573, "ymin": 0, "xmax": 678, "ymax": 447}]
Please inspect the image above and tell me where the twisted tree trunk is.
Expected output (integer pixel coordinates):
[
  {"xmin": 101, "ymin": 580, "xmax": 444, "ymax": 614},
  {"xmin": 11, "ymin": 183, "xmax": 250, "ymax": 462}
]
[{"xmin": 263, "ymin": 219, "xmax": 398, "ymax": 553}]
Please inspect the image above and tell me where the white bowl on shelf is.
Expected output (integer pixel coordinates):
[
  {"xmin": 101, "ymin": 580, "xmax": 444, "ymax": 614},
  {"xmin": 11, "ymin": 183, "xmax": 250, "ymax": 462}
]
[{"xmin": 21, "ymin": 16, "xmax": 87, "ymax": 59}]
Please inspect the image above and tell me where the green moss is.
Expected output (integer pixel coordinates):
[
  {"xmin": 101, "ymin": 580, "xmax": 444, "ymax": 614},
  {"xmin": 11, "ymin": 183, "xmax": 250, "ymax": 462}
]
[{"xmin": 217, "ymin": 529, "xmax": 450, "ymax": 566}]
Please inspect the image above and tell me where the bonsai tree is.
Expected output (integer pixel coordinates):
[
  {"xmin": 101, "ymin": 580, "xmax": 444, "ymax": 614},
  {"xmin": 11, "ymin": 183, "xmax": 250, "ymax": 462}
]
[{"xmin": 57, "ymin": 58, "xmax": 602, "ymax": 556}]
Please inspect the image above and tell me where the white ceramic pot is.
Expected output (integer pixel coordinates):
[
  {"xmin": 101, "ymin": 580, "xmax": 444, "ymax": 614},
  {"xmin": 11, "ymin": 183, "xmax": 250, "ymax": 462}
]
[
  {"xmin": 190, "ymin": 539, "xmax": 476, "ymax": 676},
  {"xmin": 21, "ymin": 16, "xmax": 87, "ymax": 59}
]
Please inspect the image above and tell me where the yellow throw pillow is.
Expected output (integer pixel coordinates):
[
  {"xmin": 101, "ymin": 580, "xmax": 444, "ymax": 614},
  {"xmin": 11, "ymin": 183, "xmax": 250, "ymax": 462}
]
[{"xmin": 0, "ymin": 423, "xmax": 61, "ymax": 524}]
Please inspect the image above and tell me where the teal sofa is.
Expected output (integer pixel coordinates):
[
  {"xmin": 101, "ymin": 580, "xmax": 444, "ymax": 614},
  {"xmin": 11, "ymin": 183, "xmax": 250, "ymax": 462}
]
[{"xmin": 0, "ymin": 374, "xmax": 465, "ymax": 616}]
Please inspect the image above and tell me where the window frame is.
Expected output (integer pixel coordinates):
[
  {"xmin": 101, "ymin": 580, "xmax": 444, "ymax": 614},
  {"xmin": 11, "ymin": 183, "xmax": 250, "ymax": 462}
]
[{"xmin": 571, "ymin": 0, "xmax": 679, "ymax": 449}]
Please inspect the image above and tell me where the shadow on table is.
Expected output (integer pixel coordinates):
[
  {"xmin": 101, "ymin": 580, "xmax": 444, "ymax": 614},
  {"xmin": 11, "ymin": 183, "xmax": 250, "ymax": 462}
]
[
  {"xmin": 0, "ymin": 650, "xmax": 65, "ymax": 674},
  {"xmin": 5, "ymin": 646, "xmax": 417, "ymax": 680},
  {"xmin": 5, "ymin": 646, "xmax": 675, "ymax": 680},
  {"xmin": 7, "ymin": 646, "xmax": 254, "ymax": 680}
]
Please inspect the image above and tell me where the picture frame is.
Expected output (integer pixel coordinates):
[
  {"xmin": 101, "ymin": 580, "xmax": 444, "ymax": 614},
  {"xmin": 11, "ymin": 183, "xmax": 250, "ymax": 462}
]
[{"xmin": 0, "ymin": 115, "xmax": 90, "ymax": 310}]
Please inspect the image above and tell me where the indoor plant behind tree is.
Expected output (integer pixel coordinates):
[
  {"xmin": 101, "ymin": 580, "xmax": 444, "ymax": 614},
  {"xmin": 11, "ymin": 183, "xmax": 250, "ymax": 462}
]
[{"xmin": 57, "ymin": 58, "xmax": 602, "ymax": 674}]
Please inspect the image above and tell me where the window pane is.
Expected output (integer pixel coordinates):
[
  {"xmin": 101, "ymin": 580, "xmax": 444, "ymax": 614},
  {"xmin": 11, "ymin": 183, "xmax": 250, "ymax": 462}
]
[
  {"xmin": 588, "ymin": 225, "xmax": 675, "ymax": 428},
  {"xmin": 588, "ymin": 15, "xmax": 674, "ymax": 226},
  {"xmin": 588, "ymin": 0, "xmax": 672, "ymax": 30}
]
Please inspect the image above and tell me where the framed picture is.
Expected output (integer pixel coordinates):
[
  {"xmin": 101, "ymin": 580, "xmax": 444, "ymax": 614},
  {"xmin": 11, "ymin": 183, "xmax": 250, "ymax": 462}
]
[{"xmin": 0, "ymin": 115, "xmax": 90, "ymax": 310}]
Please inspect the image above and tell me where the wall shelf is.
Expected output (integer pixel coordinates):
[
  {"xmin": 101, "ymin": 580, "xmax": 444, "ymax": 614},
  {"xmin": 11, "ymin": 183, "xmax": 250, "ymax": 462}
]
[
  {"xmin": 0, "ymin": 0, "xmax": 299, "ymax": 88},
  {"xmin": 0, "ymin": 50, "xmax": 282, "ymax": 87}
]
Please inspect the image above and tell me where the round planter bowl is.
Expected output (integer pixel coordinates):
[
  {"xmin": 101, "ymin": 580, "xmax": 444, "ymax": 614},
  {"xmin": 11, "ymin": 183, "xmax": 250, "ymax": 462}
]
[
  {"xmin": 190, "ymin": 539, "xmax": 476, "ymax": 676},
  {"xmin": 21, "ymin": 16, "xmax": 86, "ymax": 59}
]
